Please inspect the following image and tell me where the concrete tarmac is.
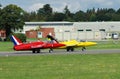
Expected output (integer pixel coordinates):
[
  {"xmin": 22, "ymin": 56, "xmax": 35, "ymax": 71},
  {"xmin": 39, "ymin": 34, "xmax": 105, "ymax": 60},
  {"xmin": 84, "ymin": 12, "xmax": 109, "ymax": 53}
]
[{"xmin": 0, "ymin": 49, "xmax": 120, "ymax": 57}]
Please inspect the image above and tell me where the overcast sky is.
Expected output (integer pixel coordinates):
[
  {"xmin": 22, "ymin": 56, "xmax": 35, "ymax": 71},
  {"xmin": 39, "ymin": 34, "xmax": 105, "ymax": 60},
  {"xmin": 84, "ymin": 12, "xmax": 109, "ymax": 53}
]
[{"xmin": 1, "ymin": 0, "xmax": 120, "ymax": 12}]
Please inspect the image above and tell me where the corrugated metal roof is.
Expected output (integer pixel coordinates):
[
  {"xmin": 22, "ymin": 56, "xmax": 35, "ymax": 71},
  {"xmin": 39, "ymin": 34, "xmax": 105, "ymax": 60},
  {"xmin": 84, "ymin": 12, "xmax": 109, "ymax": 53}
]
[{"xmin": 25, "ymin": 22, "xmax": 73, "ymax": 25}]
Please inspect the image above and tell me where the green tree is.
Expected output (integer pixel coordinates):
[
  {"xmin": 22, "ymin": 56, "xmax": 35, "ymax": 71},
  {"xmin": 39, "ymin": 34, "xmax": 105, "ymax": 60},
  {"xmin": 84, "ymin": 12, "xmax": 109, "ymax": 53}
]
[
  {"xmin": 96, "ymin": 8, "xmax": 107, "ymax": 21},
  {"xmin": 43, "ymin": 4, "xmax": 52, "ymax": 15},
  {"xmin": 86, "ymin": 8, "xmax": 96, "ymax": 21},
  {"xmin": 23, "ymin": 12, "xmax": 31, "ymax": 21},
  {"xmin": 37, "ymin": 4, "xmax": 53, "ymax": 21},
  {"xmin": 29, "ymin": 11, "xmax": 37, "ymax": 21},
  {"xmin": 37, "ymin": 8, "xmax": 46, "ymax": 21},
  {"xmin": 0, "ymin": 4, "xmax": 2, "ymax": 25},
  {"xmin": 111, "ymin": 14, "xmax": 120, "ymax": 21},
  {"xmin": 116, "ymin": 8, "xmax": 120, "ymax": 14},
  {"xmin": 115, "ymin": 8, "xmax": 120, "ymax": 21},
  {"xmin": 0, "ymin": 4, "xmax": 2, "ymax": 27},
  {"xmin": 90, "ymin": 13, "xmax": 96, "ymax": 21},
  {"xmin": 52, "ymin": 12, "xmax": 65, "ymax": 21},
  {"xmin": 0, "ymin": 4, "xmax": 25, "ymax": 39},
  {"xmin": 74, "ymin": 10, "xmax": 87, "ymax": 21},
  {"xmin": 63, "ymin": 5, "xmax": 72, "ymax": 21},
  {"xmin": 43, "ymin": 4, "xmax": 53, "ymax": 21}
]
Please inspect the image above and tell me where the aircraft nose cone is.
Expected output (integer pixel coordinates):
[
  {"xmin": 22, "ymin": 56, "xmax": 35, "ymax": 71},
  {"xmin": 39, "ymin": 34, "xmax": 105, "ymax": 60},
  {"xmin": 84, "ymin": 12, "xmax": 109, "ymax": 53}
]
[
  {"xmin": 90, "ymin": 42, "xmax": 97, "ymax": 46},
  {"xmin": 84, "ymin": 42, "xmax": 97, "ymax": 46}
]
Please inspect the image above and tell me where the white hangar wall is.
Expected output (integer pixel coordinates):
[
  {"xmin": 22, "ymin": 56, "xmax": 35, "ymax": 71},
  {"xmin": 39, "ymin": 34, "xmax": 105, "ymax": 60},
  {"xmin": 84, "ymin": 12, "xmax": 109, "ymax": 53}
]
[
  {"xmin": 74, "ymin": 22, "xmax": 120, "ymax": 32},
  {"xmin": 73, "ymin": 22, "xmax": 120, "ymax": 40},
  {"xmin": 23, "ymin": 21, "xmax": 120, "ymax": 41}
]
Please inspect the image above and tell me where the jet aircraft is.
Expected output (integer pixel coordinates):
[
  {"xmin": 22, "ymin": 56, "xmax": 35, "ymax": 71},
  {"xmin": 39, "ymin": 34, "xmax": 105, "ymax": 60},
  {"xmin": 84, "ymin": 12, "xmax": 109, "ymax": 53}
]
[
  {"xmin": 59, "ymin": 40, "xmax": 97, "ymax": 51},
  {"xmin": 10, "ymin": 35, "xmax": 65, "ymax": 53},
  {"xmin": 47, "ymin": 35, "xmax": 97, "ymax": 52}
]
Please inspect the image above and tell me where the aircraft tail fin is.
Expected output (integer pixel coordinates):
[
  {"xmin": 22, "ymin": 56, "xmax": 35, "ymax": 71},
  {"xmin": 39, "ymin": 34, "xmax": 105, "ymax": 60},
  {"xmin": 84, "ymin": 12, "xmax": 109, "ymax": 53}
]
[{"xmin": 10, "ymin": 35, "xmax": 23, "ymax": 46}]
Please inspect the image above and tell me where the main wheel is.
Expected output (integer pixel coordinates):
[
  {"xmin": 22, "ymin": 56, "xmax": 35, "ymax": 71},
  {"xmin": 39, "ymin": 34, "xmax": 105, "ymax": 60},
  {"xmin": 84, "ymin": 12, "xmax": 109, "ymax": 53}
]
[
  {"xmin": 49, "ymin": 49, "xmax": 53, "ymax": 53},
  {"xmin": 37, "ymin": 49, "xmax": 40, "ymax": 53},
  {"xmin": 71, "ymin": 48, "xmax": 74, "ymax": 52},
  {"xmin": 67, "ymin": 48, "xmax": 70, "ymax": 52},
  {"xmin": 32, "ymin": 49, "xmax": 36, "ymax": 53}
]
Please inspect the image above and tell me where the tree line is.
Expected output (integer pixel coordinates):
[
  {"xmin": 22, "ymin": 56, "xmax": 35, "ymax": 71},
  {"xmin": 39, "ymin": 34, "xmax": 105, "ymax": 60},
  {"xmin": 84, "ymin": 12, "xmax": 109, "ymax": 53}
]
[
  {"xmin": 24, "ymin": 4, "xmax": 120, "ymax": 22},
  {"xmin": 1, "ymin": 4, "xmax": 120, "ymax": 22},
  {"xmin": 1, "ymin": 3, "xmax": 120, "ymax": 39}
]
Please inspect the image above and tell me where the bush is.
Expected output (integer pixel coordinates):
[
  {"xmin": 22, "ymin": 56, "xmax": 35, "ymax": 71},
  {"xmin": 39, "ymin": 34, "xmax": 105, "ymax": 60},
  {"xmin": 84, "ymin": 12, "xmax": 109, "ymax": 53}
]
[{"xmin": 13, "ymin": 33, "xmax": 26, "ymax": 42}]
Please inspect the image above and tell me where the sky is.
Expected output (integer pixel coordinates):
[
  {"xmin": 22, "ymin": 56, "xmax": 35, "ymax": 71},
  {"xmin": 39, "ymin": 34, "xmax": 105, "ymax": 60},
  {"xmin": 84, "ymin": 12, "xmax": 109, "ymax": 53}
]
[{"xmin": 1, "ymin": 0, "xmax": 120, "ymax": 13}]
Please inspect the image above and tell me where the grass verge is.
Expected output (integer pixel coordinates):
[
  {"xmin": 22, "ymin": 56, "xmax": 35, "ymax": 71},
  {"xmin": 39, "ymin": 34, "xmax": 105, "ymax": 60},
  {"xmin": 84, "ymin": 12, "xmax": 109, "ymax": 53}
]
[
  {"xmin": 0, "ymin": 54, "xmax": 120, "ymax": 79},
  {"xmin": 0, "ymin": 42, "xmax": 13, "ymax": 51},
  {"xmin": 1, "ymin": 40, "xmax": 120, "ymax": 51}
]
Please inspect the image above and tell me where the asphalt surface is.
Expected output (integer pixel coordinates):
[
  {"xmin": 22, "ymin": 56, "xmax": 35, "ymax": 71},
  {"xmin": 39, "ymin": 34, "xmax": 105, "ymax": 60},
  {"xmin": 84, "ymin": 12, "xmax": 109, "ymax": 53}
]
[{"xmin": 0, "ymin": 49, "xmax": 120, "ymax": 56}]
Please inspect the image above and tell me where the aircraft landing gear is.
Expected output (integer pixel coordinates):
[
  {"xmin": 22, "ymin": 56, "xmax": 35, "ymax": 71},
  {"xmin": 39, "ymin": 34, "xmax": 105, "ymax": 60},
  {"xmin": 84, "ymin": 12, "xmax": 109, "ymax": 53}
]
[
  {"xmin": 67, "ymin": 47, "xmax": 74, "ymax": 52},
  {"xmin": 32, "ymin": 49, "xmax": 36, "ymax": 53},
  {"xmin": 49, "ymin": 48, "xmax": 53, "ymax": 53},
  {"xmin": 32, "ymin": 49, "xmax": 41, "ymax": 53},
  {"xmin": 82, "ymin": 47, "xmax": 86, "ymax": 51},
  {"xmin": 37, "ymin": 49, "xmax": 41, "ymax": 53},
  {"xmin": 71, "ymin": 48, "xmax": 74, "ymax": 51}
]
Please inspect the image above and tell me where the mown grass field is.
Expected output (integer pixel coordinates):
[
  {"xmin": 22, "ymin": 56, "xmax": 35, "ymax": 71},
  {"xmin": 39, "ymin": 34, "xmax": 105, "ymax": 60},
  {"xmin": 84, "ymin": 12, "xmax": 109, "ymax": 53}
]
[
  {"xmin": 0, "ymin": 42, "xmax": 13, "ymax": 51},
  {"xmin": 0, "ymin": 40, "xmax": 120, "ymax": 79},
  {"xmin": 0, "ymin": 54, "xmax": 120, "ymax": 79}
]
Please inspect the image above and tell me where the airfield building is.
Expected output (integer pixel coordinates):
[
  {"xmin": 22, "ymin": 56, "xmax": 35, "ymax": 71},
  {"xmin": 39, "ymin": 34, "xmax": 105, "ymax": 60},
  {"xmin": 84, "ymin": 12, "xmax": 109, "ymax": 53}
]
[{"xmin": 22, "ymin": 21, "xmax": 120, "ymax": 41}]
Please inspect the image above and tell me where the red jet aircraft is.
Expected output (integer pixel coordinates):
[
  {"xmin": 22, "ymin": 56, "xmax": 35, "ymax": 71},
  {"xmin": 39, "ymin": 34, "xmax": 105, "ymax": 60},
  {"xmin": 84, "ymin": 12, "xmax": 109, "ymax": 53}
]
[{"xmin": 10, "ymin": 35, "xmax": 65, "ymax": 53}]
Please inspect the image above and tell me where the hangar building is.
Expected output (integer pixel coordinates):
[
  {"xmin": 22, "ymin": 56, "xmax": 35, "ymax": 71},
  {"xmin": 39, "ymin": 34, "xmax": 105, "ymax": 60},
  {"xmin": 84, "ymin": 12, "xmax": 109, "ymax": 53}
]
[{"xmin": 22, "ymin": 21, "xmax": 120, "ymax": 41}]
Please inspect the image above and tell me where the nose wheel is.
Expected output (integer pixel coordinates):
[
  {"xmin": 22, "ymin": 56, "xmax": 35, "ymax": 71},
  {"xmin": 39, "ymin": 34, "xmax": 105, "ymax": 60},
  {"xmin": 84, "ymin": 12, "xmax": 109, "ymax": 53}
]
[{"xmin": 82, "ymin": 47, "xmax": 86, "ymax": 51}]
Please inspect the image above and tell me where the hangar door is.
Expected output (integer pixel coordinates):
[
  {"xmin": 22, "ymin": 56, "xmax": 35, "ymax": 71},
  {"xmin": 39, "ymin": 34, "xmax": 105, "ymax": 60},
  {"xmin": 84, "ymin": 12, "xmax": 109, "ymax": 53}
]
[
  {"xmin": 86, "ymin": 32, "xmax": 94, "ymax": 40},
  {"xmin": 78, "ymin": 32, "xmax": 86, "ymax": 40}
]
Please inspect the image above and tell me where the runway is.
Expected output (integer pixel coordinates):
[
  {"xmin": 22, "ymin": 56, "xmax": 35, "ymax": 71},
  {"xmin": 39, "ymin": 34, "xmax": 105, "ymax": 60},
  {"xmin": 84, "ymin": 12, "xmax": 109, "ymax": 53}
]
[{"xmin": 0, "ymin": 49, "xmax": 120, "ymax": 56}]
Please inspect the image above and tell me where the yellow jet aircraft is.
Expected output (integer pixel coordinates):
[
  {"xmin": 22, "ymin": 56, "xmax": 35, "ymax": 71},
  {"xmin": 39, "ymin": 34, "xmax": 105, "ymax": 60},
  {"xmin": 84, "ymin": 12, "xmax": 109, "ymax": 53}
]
[
  {"xmin": 59, "ymin": 40, "xmax": 97, "ymax": 51},
  {"xmin": 46, "ymin": 35, "xmax": 97, "ymax": 52}
]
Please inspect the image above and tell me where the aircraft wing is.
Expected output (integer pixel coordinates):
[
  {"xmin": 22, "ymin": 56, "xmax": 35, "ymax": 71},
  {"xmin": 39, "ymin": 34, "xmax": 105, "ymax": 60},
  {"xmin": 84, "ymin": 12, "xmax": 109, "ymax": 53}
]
[{"xmin": 59, "ymin": 40, "xmax": 79, "ymax": 48}]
